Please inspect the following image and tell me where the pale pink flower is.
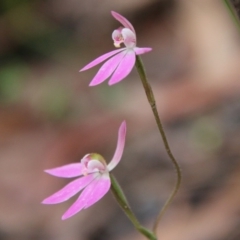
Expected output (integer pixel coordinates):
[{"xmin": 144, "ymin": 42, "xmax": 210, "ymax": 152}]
[
  {"xmin": 42, "ymin": 121, "xmax": 126, "ymax": 220},
  {"xmin": 80, "ymin": 11, "xmax": 152, "ymax": 86}
]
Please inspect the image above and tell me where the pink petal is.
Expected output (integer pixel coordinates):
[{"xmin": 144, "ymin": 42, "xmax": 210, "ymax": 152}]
[
  {"xmin": 111, "ymin": 11, "xmax": 135, "ymax": 33},
  {"xmin": 44, "ymin": 163, "xmax": 83, "ymax": 178},
  {"xmin": 80, "ymin": 49, "xmax": 123, "ymax": 72},
  {"xmin": 107, "ymin": 121, "xmax": 126, "ymax": 171},
  {"xmin": 42, "ymin": 174, "xmax": 96, "ymax": 204},
  {"xmin": 84, "ymin": 174, "xmax": 111, "ymax": 209},
  {"xmin": 89, "ymin": 50, "xmax": 126, "ymax": 86},
  {"xmin": 108, "ymin": 50, "xmax": 135, "ymax": 85},
  {"xmin": 134, "ymin": 47, "xmax": 152, "ymax": 55},
  {"xmin": 62, "ymin": 179, "xmax": 98, "ymax": 219},
  {"xmin": 62, "ymin": 174, "xmax": 110, "ymax": 220}
]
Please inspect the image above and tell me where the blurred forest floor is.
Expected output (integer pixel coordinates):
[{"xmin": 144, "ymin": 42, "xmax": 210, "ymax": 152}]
[{"xmin": 1, "ymin": 0, "xmax": 240, "ymax": 240}]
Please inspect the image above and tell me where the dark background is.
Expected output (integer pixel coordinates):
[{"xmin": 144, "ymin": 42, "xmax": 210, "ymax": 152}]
[{"xmin": 1, "ymin": 0, "xmax": 240, "ymax": 239}]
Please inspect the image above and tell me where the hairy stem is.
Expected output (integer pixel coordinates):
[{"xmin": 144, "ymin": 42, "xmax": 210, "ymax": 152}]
[
  {"xmin": 110, "ymin": 174, "xmax": 157, "ymax": 240},
  {"xmin": 135, "ymin": 55, "xmax": 182, "ymax": 235}
]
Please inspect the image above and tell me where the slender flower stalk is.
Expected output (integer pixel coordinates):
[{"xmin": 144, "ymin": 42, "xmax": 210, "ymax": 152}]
[
  {"xmin": 110, "ymin": 174, "xmax": 157, "ymax": 240},
  {"xmin": 135, "ymin": 56, "xmax": 182, "ymax": 235}
]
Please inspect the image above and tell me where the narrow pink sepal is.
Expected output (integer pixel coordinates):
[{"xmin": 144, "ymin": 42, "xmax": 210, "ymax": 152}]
[
  {"xmin": 134, "ymin": 47, "xmax": 152, "ymax": 55},
  {"xmin": 61, "ymin": 177, "xmax": 100, "ymax": 220},
  {"xmin": 80, "ymin": 49, "xmax": 123, "ymax": 72},
  {"xmin": 44, "ymin": 163, "xmax": 83, "ymax": 178},
  {"xmin": 107, "ymin": 121, "xmax": 126, "ymax": 171},
  {"xmin": 108, "ymin": 50, "xmax": 135, "ymax": 85},
  {"xmin": 89, "ymin": 50, "xmax": 126, "ymax": 86},
  {"xmin": 111, "ymin": 11, "xmax": 135, "ymax": 33},
  {"xmin": 42, "ymin": 174, "xmax": 96, "ymax": 204},
  {"xmin": 84, "ymin": 174, "xmax": 111, "ymax": 209}
]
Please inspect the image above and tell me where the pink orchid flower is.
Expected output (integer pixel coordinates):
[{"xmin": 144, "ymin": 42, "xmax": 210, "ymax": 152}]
[
  {"xmin": 80, "ymin": 11, "xmax": 152, "ymax": 86},
  {"xmin": 42, "ymin": 121, "xmax": 126, "ymax": 220}
]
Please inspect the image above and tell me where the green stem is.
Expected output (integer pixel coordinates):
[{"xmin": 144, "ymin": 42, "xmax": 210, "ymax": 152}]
[
  {"xmin": 110, "ymin": 174, "xmax": 157, "ymax": 240},
  {"xmin": 135, "ymin": 55, "xmax": 182, "ymax": 235},
  {"xmin": 223, "ymin": 0, "xmax": 240, "ymax": 31}
]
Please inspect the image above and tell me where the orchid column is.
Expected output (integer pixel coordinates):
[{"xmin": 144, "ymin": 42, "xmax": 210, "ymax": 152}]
[{"xmin": 79, "ymin": 11, "xmax": 182, "ymax": 239}]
